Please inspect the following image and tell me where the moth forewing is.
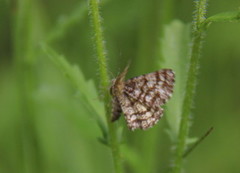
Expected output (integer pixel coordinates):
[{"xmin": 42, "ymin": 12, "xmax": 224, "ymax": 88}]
[{"xmin": 110, "ymin": 67, "xmax": 175, "ymax": 130}]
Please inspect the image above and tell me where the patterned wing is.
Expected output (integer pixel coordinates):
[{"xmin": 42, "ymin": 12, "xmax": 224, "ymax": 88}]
[
  {"xmin": 110, "ymin": 67, "xmax": 175, "ymax": 130},
  {"xmin": 119, "ymin": 93, "xmax": 163, "ymax": 130},
  {"xmin": 124, "ymin": 69, "xmax": 175, "ymax": 109},
  {"xmin": 111, "ymin": 96, "xmax": 122, "ymax": 122}
]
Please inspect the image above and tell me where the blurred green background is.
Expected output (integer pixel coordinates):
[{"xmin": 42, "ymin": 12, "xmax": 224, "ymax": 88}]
[{"xmin": 1, "ymin": 0, "xmax": 240, "ymax": 173}]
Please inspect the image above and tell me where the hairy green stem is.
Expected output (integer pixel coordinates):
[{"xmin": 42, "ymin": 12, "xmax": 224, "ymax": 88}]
[
  {"xmin": 88, "ymin": 0, "xmax": 122, "ymax": 173},
  {"xmin": 171, "ymin": 0, "xmax": 208, "ymax": 172}
]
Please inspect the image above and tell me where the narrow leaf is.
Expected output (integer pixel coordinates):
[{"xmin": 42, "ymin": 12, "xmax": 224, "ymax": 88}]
[{"xmin": 206, "ymin": 10, "xmax": 240, "ymax": 23}]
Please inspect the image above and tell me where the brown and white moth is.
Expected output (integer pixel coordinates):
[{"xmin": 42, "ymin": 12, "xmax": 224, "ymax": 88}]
[{"xmin": 110, "ymin": 66, "xmax": 175, "ymax": 130}]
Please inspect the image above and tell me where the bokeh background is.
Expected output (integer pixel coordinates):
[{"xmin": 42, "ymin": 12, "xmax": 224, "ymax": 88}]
[{"xmin": 1, "ymin": 0, "xmax": 240, "ymax": 173}]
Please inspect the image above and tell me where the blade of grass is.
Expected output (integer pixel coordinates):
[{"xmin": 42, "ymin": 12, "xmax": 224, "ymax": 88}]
[
  {"xmin": 13, "ymin": 0, "xmax": 43, "ymax": 172},
  {"xmin": 134, "ymin": 0, "xmax": 162, "ymax": 74},
  {"xmin": 88, "ymin": 0, "xmax": 123, "ymax": 173}
]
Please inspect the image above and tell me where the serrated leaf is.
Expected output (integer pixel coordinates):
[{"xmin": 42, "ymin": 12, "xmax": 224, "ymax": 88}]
[
  {"xmin": 46, "ymin": 1, "xmax": 88, "ymax": 43},
  {"xmin": 41, "ymin": 44, "xmax": 107, "ymax": 137},
  {"xmin": 46, "ymin": 0, "xmax": 111, "ymax": 43}
]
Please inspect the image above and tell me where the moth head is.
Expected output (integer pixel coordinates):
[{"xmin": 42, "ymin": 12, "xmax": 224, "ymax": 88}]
[{"xmin": 110, "ymin": 65, "xmax": 129, "ymax": 96}]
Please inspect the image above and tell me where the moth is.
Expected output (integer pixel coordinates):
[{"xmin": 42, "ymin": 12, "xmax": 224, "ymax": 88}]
[{"xmin": 110, "ymin": 66, "xmax": 175, "ymax": 130}]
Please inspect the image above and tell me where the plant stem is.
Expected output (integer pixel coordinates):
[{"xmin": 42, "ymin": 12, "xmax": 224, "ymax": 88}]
[
  {"xmin": 88, "ymin": 0, "xmax": 122, "ymax": 172},
  {"xmin": 171, "ymin": 0, "xmax": 208, "ymax": 172}
]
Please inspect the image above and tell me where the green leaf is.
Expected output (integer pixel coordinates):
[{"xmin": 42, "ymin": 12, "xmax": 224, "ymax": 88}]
[
  {"xmin": 159, "ymin": 20, "xmax": 191, "ymax": 141},
  {"xmin": 206, "ymin": 10, "xmax": 240, "ymax": 23},
  {"xmin": 41, "ymin": 44, "xmax": 107, "ymax": 137},
  {"xmin": 46, "ymin": 0, "xmax": 111, "ymax": 43},
  {"xmin": 186, "ymin": 137, "xmax": 198, "ymax": 145},
  {"xmin": 46, "ymin": 1, "xmax": 88, "ymax": 43}
]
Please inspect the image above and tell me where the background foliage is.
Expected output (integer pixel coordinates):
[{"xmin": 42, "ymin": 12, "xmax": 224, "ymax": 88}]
[{"xmin": 1, "ymin": 0, "xmax": 240, "ymax": 173}]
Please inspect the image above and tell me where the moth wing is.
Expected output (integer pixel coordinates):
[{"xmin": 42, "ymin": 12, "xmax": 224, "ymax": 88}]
[
  {"xmin": 124, "ymin": 69, "xmax": 175, "ymax": 109},
  {"xmin": 119, "ymin": 95, "xmax": 163, "ymax": 130},
  {"xmin": 111, "ymin": 96, "xmax": 122, "ymax": 122}
]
